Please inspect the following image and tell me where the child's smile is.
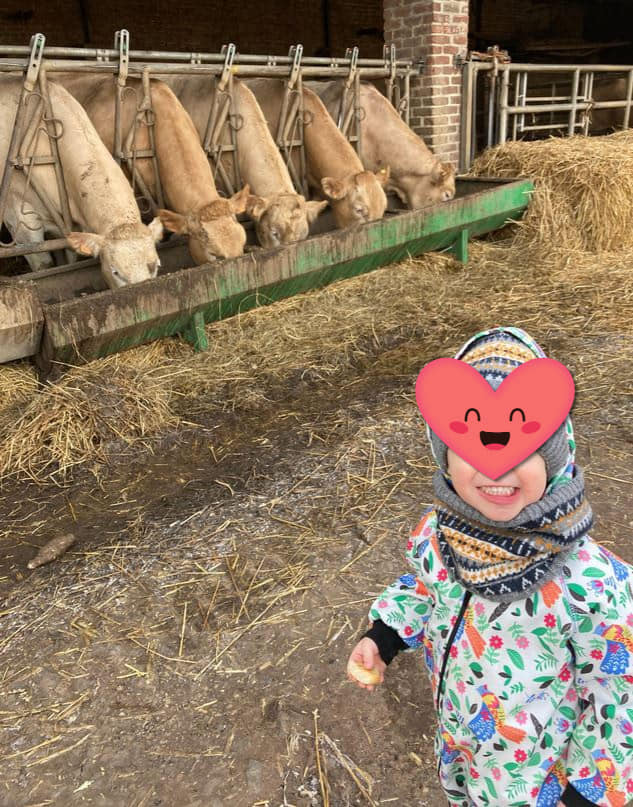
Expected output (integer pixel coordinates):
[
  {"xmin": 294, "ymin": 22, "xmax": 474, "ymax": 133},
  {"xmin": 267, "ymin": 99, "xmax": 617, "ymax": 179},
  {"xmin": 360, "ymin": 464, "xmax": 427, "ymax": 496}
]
[{"xmin": 446, "ymin": 448, "xmax": 547, "ymax": 521}]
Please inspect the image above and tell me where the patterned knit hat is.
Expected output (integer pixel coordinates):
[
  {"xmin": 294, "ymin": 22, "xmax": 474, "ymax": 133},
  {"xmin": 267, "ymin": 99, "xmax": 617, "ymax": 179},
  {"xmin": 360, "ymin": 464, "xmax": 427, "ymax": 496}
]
[{"xmin": 427, "ymin": 327, "xmax": 574, "ymax": 492}]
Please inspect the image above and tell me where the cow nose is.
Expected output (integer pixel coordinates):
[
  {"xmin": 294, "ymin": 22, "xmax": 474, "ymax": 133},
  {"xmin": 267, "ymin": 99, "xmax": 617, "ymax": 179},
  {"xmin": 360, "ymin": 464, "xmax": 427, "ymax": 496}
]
[{"xmin": 354, "ymin": 205, "xmax": 368, "ymax": 219}]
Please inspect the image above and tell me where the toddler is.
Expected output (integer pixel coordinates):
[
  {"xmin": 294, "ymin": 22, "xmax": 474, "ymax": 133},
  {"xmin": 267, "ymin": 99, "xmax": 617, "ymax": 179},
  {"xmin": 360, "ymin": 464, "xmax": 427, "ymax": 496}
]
[{"xmin": 348, "ymin": 326, "xmax": 633, "ymax": 807}]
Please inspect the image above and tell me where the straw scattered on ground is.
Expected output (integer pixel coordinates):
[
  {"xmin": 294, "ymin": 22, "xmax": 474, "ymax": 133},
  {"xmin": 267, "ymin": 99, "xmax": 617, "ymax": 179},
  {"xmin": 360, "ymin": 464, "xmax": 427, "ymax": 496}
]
[
  {"xmin": 0, "ymin": 239, "xmax": 632, "ymax": 482},
  {"xmin": 1, "ymin": 133, "xmax": 633, "ymax": 804}
]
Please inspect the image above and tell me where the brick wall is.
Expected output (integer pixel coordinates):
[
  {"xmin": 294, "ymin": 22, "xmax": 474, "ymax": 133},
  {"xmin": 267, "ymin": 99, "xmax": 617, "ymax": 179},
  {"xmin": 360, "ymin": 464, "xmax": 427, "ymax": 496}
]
[
  {"xmin": 384, "ymin": 0, "xmax": 468, "ymax": 168},
  {"xmin": 0, "ymin": 0, "xmax": 384, "ymax": 57}
]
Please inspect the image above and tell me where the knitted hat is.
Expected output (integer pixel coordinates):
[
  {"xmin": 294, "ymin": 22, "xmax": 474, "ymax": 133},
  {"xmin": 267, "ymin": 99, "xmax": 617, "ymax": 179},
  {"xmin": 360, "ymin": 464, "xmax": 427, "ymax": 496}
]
[{"xmin": 426, "ymin": 327, "xmax": 574, "ymax": 489}]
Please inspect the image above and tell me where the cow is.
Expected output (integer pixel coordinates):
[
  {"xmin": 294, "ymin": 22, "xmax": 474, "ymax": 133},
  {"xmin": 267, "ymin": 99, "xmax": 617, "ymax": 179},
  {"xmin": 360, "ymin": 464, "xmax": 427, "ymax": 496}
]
[
  {"xmin": 588, "ymin": 77, "xmax": 631, "ymax": 133},
  {"xmin": 54, "ymin": 73, "xmax": 248, "ymax": 263},
  {"xmin": 245, "ymin": 79, "xmax": 389, "ymax": 228},
  {"xmin": 164, "ymin": 75, "xmax": 328, "ymax": 248},
  {"xmin": 0, "ymin": 76, "xmax": 162, "ymax": 288},
  {"xmin": 308, "ymin": 80, "xmax": 456, "ymax": 209}
]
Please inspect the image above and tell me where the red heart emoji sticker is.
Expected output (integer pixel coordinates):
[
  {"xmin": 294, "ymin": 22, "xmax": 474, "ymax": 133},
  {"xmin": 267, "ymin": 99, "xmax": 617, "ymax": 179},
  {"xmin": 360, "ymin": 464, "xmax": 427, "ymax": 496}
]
[{"xmin": 415, "ymin": 357, "xmax": 575, "ymax": 479}]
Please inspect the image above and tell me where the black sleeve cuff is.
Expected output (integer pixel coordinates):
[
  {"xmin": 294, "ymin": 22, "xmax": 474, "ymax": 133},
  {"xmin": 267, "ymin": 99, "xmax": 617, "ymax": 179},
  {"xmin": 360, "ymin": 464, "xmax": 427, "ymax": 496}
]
[
  {"xmin": 363, "ymin": 619, "xmax": 408, "ymax": 665},
  {"xmin": 561, "ymin": 783, "xmax": 597, "ymax": 807}
]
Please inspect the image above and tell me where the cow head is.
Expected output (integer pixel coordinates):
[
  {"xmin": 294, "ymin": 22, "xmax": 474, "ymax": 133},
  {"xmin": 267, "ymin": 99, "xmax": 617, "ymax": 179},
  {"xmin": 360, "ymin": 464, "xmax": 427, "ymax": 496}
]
[
  {"xmin": 397, "ymin": 161, "xmax": 456, "ymax": 209},
  {"xmin": 321, "ymin": 167, "xmax": 389, "ymax": 228},
  {"xmin": 66, "ymin": 218, "xmax": 163, "ymax": 289},
  {"xmin": 158, "ymin": 185, "xmax": 249, "ymax": 263},
  {"xmin": 245, "ymin": 192, "xmax": 327, "ymax": 247}
]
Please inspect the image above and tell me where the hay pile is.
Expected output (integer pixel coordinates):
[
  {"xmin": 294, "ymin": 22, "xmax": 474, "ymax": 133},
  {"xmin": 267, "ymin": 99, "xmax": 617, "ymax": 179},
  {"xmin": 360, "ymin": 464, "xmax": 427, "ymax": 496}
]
[
  {"xmin": 0, "ymin": 348, "xmax": 180, "ymax": 482},
  {"xmin": 470, "ymin": 130, "xmax": 633, "ymax": 255}
]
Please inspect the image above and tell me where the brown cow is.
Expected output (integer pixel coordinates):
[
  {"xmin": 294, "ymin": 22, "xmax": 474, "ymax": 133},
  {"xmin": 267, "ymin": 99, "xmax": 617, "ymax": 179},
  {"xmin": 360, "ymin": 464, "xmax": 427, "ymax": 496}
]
[
  {"xmin": 0, "ymin": 76, "xmax": 162, "ymax": 287},
  {"xmin": 54, "ymin": 73, "xmax": 248, "ymax": 263},
  {"xmin": 246, "ymin": 79, "xmax": 389, "ymax": 228},
  {"xmin": 309, "ymin": 81, "xmax": 456, "ymax": 209},
  {"xmin": 164, "ymin": 75, "xmax": 327, "ymax": 248}
]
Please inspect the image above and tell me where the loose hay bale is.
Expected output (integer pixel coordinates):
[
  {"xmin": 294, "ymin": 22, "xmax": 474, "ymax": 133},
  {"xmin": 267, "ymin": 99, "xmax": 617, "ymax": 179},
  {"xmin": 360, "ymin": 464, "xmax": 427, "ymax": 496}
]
[
  {"xmin": 0, "ymin": 353, "xmax": 181, "ymax": 482},
  {"xmin": 470, "ymin": 131, "xmax": 633, "ymax": 254}
]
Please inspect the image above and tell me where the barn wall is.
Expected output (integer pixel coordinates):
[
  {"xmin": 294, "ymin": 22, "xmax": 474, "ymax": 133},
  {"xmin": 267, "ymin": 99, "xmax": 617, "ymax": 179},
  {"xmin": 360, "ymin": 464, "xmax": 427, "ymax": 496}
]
[
  {"xmin": 470, "ymin": 0, "xmax": 633, "ymax": 64},
  {"xmin": 384, "ymin": 0, "xmax": 468, "ymax": 167},
  {"xmin": 0, "ymin": 0, "xmax": 384, "ymax": 57}
]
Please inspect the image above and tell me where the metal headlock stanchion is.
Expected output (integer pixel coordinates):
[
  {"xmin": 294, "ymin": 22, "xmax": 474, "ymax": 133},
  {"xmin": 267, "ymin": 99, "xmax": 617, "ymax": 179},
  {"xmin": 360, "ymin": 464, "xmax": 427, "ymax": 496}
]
[
  {"xmin": 0, "ymin": 33, "xmax": 416, "ymax": 263},
  {"xmin": 0, "ymin": 34, "xmax": 76, "ymax": 260},
  {"xmin": 335, "ymin": 47, "xmax": 361, "ymax": 155},
  {"xmin": 274, "ymin": 44, "xmax": 309, "ymax": 197},
  {"xmin": 200, "ymin": 43, "xmax": 244, "ymax": 197}
]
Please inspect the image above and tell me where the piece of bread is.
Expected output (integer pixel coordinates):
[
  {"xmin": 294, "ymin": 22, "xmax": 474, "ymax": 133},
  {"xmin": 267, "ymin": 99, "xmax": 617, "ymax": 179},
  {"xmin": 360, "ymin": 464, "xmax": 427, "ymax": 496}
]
[{"xmin": 347, "ymin": 657, "xmax": 381, "ymax": 685}]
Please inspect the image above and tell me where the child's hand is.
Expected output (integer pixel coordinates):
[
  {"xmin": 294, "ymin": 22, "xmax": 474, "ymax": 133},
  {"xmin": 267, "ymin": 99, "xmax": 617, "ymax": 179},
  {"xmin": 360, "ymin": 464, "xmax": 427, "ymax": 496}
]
[{"xmin": 346, "ymin": 637, "xmax": 387, "ymax": 691}]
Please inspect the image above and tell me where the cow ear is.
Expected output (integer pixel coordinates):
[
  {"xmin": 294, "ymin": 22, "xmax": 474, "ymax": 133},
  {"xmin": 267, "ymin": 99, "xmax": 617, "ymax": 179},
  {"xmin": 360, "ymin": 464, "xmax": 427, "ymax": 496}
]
[
  {"xmin": 147, "ymin": 216, "xmax": 164, "ymax": 242},
  {"xmin": 66, "ymin": 231, "xmax": 105, "ymax": 256},
  {"xmin": 321, "ymin": 176, "xmax": 347, "ymax": 200},
  {"xmin": 158, "ymin": 209, "xmax": 189, "ymax": 234},
  {"xmin": 431, "ymin": 160, "xmax": 454, "ymax": 184},
  {"xmin": 375, "ymin": 165, "xmax": 391, "ymax": 187},
  {"xmin": 245, "ymin": 194, "xmax": 269, "ymax": 221},
  {"xmin": 305, "ymin": 199, "xmax": 328, "ymax": 223},
  {"xmin": 439, "ymin": 161, "xmax": 455, "ymax": 181},
  {"xmin": 229, "ymin": 184, "xmax": 250, "ymax": 215}
]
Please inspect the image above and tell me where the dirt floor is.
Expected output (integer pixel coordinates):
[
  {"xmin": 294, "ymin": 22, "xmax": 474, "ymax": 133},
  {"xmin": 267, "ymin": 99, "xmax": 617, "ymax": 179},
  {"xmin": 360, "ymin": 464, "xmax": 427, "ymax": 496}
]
[{"xmin": 1, "ymin": 244, "xmax": 632, "ymax": 807}]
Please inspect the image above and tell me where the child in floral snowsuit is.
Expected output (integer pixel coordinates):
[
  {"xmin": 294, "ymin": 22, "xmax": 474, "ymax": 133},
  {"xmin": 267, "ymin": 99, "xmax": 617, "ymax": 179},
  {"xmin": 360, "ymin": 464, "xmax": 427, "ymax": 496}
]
[{"xmin": 347, "ymin": 327, "xmax": 633, "ymax": 807}]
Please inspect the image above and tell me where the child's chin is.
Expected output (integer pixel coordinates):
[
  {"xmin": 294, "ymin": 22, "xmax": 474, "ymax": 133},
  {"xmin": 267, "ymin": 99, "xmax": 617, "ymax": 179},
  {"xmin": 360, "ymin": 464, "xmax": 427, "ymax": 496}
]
[{"xmin": 475, "ymin": 500, "xmax": 523, "ymax": 522}]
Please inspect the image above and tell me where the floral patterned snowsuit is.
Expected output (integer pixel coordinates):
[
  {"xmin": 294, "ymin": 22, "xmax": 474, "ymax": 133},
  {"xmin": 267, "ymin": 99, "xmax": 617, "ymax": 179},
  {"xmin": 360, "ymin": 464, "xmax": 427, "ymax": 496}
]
[{"xmin": 369, "ymin": 508, "xmax": 633, "ymax": 807}]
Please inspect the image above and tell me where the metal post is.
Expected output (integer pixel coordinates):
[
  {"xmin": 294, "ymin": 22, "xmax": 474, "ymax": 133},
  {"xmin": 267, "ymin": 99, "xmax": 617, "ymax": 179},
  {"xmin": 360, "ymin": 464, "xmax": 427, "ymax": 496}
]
[
  {"xmin": 402, "ymin": 67, "xmax": 409, "ymax": 125},
  {"xmin": 141, "ymin": 66, "xmax": 165, "ymax": 210},
  {"xmin": 353, "ymin": 67, "xmax": 362, "ymax": 156},
  {"xmin": 568, "ymin": 68, "xmax": 580, "ymax": 136},
  {"xmin": 511, "ymin": 71, "xmax": 518, "ymax": 140},
  {"xmin": 38, "ymin": 66, "xmax": 73, "ymax": 233},
  {"xmin": 201, "ymin": 46, "xmax": 238, "ymax": 195},
  {"xmin": 452, "ymin": 228, "xmax": 469, "ymax": 263},
  {"xmin": 469, "ymin": 64, "xmax": 478, "ymax": 166},
  {"xmin": 624, "ymin": 69, "xmax": 633, "ymax": 129},
  {"xmin": 498, "ymin": 68, "xmax": 509, "ymax": 144},
  {"xmin": 518, "ymin": 71, "xmax": 527, "ymax": 135},
  {"xmin": 0, "ymin": 33, "xmax": 45, "ymax": 230},
  {"xmin": 296, "ymin": 71, "xmax": 308, "ymax": 198},
  {"xmin": 459, "ymin": 59, "xmax": 474, "ymax": 172},
  {"xmin": 114, "ymin": 29, "xmax": 129, "ymax": 165},
  {"xmin": 581, "ymin": 71, "xmax": 592, "ymax": 135},
  {"xmin": 486, "ymin": 67, "xmax": 497, "ymax": 147}
]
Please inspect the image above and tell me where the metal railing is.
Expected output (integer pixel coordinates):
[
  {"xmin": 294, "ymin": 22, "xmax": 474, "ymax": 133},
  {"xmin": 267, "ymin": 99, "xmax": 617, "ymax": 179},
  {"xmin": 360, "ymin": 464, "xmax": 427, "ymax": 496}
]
[{"xmin": 459, "ymin": 56, "xmax": 633, "ymax": 171}]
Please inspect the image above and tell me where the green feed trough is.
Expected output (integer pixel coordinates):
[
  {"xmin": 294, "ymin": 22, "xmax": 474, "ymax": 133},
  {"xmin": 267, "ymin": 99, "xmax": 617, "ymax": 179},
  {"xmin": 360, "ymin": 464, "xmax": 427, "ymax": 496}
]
[{"xmin": 0, "ymin": 176, "xmax": 533, "ymax": 378}]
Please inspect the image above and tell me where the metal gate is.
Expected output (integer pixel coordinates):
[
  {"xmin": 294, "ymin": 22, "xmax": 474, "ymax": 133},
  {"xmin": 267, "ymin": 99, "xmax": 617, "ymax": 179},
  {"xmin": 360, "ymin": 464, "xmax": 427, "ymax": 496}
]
[{"xmin": 459, "ymin": 52, "xmax": 633, "ymax": 171}]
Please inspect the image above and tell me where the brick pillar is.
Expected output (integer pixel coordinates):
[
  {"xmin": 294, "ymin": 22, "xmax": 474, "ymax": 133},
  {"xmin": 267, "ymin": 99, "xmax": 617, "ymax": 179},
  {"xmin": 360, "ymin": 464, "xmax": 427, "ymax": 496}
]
[{"xmin": 384, "ymin": 0, "xmax": 468, "ymax": 168}]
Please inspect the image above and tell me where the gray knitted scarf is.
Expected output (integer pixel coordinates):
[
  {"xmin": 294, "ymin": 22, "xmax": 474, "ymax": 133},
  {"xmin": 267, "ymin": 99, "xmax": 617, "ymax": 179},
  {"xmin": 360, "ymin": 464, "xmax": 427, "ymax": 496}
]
[{"xmin": 432, "ymin": 466, "xmax": 593, "ymax": 602}]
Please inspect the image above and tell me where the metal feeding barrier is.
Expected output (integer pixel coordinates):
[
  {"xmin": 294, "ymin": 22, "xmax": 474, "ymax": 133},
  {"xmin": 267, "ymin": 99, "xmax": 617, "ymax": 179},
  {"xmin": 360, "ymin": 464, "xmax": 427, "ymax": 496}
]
[
  {"xmin": 0, "ymin": 33, "xmax": 414, "ymax": 255},
  {"xmin": 459, "ymin": 51, "xmax": 633, "ymax": 170},
  {"xmin": 0, "ymin": 33, "xmax": 533, "ymax": 377}
]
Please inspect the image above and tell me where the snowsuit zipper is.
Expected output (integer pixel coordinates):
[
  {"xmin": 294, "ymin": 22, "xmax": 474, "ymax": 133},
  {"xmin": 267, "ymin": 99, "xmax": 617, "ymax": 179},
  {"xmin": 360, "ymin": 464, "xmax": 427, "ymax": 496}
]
[{"xmin": 436, "ymin": 591, "xmax": 472, "ymax": 777}]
